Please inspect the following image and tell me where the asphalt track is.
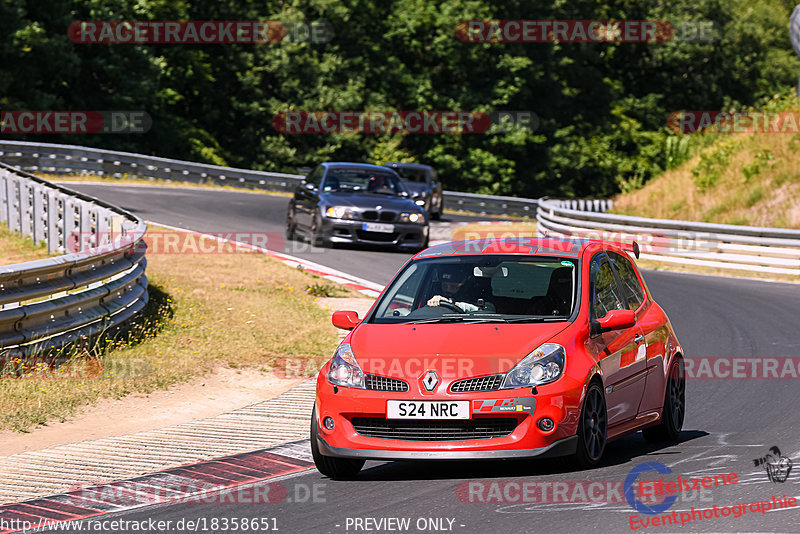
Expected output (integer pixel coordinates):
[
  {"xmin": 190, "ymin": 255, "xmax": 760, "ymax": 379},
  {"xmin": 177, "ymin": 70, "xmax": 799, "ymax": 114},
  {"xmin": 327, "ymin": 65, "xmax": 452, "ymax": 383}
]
[{"xmin": 40, "ymin": 184, "xmax": 800, "ymax": 533}]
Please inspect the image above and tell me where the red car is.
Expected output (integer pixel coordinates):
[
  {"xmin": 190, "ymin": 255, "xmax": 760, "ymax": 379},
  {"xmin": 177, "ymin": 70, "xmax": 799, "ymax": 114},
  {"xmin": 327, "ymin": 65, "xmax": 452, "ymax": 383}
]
[{"xmin": 311, "ymin": 237, "xmax": 685, "ymax": 479}]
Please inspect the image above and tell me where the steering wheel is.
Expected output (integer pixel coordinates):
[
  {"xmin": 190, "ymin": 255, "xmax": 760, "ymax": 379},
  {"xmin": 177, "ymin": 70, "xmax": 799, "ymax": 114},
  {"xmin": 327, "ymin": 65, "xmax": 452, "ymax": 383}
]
[{"xmin": 438, "ymin": 299, "xmax": 465, "ymax": 313}]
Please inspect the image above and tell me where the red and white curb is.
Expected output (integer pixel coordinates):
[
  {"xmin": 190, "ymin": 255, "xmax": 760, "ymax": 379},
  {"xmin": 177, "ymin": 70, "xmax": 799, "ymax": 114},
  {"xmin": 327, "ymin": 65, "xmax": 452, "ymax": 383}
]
[{"xmin": 0, "ymin": 442, "xmax": 314, "ymax": 533}]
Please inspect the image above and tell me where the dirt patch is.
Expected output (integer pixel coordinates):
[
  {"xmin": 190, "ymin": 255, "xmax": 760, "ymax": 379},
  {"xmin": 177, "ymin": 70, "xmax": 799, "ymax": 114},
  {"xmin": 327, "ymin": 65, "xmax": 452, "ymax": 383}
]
[{"xmin": 0, "ymin": 367, "xmax": 303, "ymax": 457}]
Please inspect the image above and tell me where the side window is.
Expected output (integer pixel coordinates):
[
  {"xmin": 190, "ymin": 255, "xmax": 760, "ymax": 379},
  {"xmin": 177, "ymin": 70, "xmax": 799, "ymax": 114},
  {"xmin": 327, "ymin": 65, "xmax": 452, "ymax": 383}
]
[
  {"xmin": 306, "ymin": 166, "xmax": 324, "ymax": 187},
  {"xmin": 590, "ymin": 255, "xmax": 624, "ymax": 319},
  {"xmin": 608, "ymin": 252, "xmax": 645, "ymax": 310}
]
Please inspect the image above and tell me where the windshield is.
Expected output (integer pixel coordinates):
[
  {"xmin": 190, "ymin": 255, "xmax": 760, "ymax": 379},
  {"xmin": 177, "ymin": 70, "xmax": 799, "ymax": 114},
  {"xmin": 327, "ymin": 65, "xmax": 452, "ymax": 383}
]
[
  {"xmin": 323, "ymin": 169, "xmax": 406, "ymax": 195},
  {"xmin": 371, "ymin": 255, "xmax": 578, "ymax": 324},
  {"xmin": 393, "ymin": 167, "xmax": 428, "ymax": 184}
]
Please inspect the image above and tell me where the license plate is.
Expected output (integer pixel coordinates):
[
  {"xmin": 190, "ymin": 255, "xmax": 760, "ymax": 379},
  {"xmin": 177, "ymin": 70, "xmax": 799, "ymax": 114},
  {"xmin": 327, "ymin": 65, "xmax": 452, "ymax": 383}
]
[
  {"xmin": 387, "ymin": 400, "xmax": 470, "ymax": 419},
  {"xmin": 362, "ymin": 222, "xmax": 394, "ymax": 233}
]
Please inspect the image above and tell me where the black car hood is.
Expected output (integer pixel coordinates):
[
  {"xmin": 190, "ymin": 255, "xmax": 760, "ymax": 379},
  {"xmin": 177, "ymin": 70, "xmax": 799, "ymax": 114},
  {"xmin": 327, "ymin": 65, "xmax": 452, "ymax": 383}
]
[{"xmin": 320, "ymin": 192, "xmax": 423, "ymax": 212}]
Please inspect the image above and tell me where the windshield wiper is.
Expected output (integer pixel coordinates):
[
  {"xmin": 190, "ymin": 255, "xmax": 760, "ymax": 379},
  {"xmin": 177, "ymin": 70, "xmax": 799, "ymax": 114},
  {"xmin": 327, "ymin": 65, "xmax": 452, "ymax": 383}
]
[
  {"xmin": 405, "ymin": 315, "xmax": 466, "ymax": 324},
  {"xmin": 503, "ymin": 316, "xmax": 566, "ymax": 323}
]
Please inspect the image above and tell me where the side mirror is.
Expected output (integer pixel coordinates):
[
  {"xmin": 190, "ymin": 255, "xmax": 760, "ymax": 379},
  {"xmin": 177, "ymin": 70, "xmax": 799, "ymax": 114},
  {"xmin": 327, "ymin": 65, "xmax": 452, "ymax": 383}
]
[
  {"xmin": 592, "ymin": 309, "xmax": 635, "ymax": 335},
  {"xmin": 332, "ymin": 310, "xmax": 360, "ymax": 330}
]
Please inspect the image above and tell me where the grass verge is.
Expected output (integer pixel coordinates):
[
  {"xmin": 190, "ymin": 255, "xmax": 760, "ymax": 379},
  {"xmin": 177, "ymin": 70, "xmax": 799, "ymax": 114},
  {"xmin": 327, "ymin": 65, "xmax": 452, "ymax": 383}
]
[
  {"xmin": 0, "ymin": 225, "xmax": 52, "ymax": 264},
  {"xmin": 0, "ymin": 225, "xmax": 354, "ymax": 432}
]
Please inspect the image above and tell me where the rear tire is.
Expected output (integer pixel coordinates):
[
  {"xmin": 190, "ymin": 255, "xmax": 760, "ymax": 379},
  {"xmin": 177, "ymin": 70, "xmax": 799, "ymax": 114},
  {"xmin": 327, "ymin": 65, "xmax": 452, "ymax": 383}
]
[
  {"xmin": 643, "ymin": 358, "xmax": 685, "ymax": 443},
  {"xmin": 311, "ymin": 408, "xmax": 365, "ymax": 480},
  {"xmin": 571, "ymin": 381, "xmax": 607, "ymax": 469}
]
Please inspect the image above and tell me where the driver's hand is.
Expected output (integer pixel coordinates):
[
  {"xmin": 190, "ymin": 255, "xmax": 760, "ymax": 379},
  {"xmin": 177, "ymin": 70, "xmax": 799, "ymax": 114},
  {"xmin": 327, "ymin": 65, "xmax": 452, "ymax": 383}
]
[{"xmin": 427, "ymin": 295, "xmax": 450, "ymax": 307}]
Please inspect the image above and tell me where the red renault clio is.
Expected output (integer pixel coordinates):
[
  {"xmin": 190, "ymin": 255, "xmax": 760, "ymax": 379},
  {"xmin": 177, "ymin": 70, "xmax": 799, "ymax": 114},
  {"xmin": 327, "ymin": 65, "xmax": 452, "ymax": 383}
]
[{"xmin": 311, "ymin": 237, "xmax": 685, "ymax": 479}]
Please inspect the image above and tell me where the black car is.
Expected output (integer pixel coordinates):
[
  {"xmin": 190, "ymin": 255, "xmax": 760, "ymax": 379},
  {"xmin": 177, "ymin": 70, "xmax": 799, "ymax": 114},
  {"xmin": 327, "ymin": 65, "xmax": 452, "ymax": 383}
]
[
  {"xmin": 383, "ymin": 162, "xmax": 443, "ymax": 219},
  {"xmin": 285, "ymin": 162, "xmax": 429, "ymax": 250}
]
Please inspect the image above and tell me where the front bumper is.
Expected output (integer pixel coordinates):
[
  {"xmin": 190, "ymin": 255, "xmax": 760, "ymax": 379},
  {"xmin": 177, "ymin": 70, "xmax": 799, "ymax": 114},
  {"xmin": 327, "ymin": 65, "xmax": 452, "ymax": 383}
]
[
  {"xmin": 320, "ymin": 218, "xmax": 428, "ymax": 248},
  {"xmin": 315, "ymin": 374, "xmax": 581, "ymax": 460},
  {"xmin": 317, "ymin": 434, "xmax": 578, "ymax": 460}
]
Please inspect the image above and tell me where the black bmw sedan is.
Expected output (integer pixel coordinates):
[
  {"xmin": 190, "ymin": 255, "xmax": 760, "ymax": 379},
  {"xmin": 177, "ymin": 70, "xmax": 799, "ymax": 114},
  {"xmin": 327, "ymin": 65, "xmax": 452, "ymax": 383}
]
[{"xmin": 285, "ymin": 162, "xmax": 429, "ymax": 250}]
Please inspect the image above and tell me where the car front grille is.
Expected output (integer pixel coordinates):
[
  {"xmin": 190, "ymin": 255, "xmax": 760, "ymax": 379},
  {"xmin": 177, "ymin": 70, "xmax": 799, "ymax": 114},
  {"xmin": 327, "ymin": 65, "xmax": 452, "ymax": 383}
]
[
  {"xmin": 351, "ymin": 417, "xmax": 518, "ymax": 441},
  {"xmin": 365, "ymin": 374, "xmax": 409, "ymax": 392},
  {"xmin": 356, "ymin": 230, "xmax": 397, "ymax": 242},
  {"xmin": 450, "ymin": 374, "xmax": 504, "ymax": 393},
  {"xmin": 362, "ymin": 211, "xmax": 397, "ymax": 222}
]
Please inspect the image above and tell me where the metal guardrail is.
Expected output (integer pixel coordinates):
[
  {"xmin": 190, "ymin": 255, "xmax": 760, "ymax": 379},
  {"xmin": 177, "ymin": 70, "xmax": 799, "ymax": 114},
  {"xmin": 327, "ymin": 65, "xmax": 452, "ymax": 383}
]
[
  {"xmin": 0, "ymin": 161, "xmax": 148, "ymax": 357},
  {"xmin": 0, "ymin": 141, "xmax": 544, "ymax": 217},
  {"xmin": 537, "ymin": 198, "xmax": 800, "ymax": 276},
  {"xmin": 0, "ymin": 140, "xmax": 306, "ymax": 192}
]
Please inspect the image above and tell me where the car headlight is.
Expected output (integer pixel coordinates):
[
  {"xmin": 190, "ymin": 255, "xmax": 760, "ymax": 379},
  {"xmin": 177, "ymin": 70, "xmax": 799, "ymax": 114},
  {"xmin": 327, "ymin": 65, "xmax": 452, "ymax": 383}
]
[
  {"xmin": 399, "ymin": 212, "xmax": 425, "ymax": 224},
  {"xmin": 325, "ymin": 206, "xmax": 356, "ymax": 219},
  {"xmin": 501, "ymin": 343, "xmax": 565, "ymax": 389},
  {"xmin": 327, "ymin": 343, "xmax": 365, "ymax": 388}
]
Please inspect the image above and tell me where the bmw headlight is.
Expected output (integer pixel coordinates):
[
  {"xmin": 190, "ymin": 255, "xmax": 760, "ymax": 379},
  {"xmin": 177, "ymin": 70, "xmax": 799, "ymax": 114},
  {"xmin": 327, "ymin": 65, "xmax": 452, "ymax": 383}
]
[
  {"xmin": 327, "ymin": 343, "xmax": 365, "ymax": 388},
  {"xmin": 501, "ymin": 343, "xmax": 565, "ymax": 389},
  {"xmin": 325, "ymin": 206, "xmax": 356, "ymax": 219},
  {"xmin": 399, "ymin": 212, "xmax": 425, "ymax": 224}
]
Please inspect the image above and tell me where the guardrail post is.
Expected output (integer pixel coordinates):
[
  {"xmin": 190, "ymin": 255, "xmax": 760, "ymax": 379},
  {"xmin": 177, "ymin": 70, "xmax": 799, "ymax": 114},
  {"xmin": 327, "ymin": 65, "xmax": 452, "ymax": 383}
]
[
  {"xmin": 0, "ymin": 169, "xmax": 7, "ymax": 224},
  {"xmin": 64, "ymin": 197, "xmax": 79, "ymax": 252},
  {"xmin": 6, "ymin": 175, "xmax": 20, "ymax": 233},
  {"xmin": 46, "ymin": 190, "xmax": 61, "ymax": 253},
  {"xmin": 20, "ymin": 182, "xmax": 33, "ymax": 238},
  {"xmin": 33, "ymin": 185, "xmax": 46, "ymax": 245},
  {"xmin": 80, "ymin": 201, "xmax": 93, "ymax": 251}
]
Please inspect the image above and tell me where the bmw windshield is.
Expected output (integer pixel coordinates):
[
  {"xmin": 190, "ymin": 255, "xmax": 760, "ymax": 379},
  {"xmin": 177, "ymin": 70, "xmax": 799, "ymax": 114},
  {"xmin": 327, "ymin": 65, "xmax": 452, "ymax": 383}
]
[
  {"xmin": 371, "ymin": 256, "xmax": 579, "ymax": 324},
  {"xmin": 323, "ymin": 169, "xmax": 407, "ymax": 195}
]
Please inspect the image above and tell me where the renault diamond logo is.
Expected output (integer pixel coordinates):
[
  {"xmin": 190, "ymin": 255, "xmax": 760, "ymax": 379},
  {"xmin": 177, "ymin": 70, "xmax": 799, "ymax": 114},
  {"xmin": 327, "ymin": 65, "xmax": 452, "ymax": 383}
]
[{"xmin": 422, "ymin": 370, "xmax": 439, "ymax": 391}]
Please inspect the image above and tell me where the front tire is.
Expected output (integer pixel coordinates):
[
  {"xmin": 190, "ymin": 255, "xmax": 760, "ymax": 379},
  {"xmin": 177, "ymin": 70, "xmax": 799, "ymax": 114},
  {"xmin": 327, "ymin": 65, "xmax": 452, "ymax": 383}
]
[
  {"xmin": 285, "ymin": 206, "xmax": 298, "ymax": 241},
  {"xmin": 571, "ymin": 381, "xmax": 607, "ymax": 469},
  {"xmin": 311, "ymin": 408, "xmax": 365, "ymax": 480},
  {"xmin": 310, "ymin": 210, "xmax": 330, "ymax": 248},
  {"xmin": 643, "ymin": 358, "xmax": 685, "ymax": 443}
]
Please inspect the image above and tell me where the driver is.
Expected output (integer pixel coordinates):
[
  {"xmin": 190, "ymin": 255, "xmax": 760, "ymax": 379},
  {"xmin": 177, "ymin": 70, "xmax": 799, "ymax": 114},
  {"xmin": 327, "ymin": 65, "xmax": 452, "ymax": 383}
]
[{"xmin": 427, "ymin": 266, "xmax": 490, "ymax": 312}]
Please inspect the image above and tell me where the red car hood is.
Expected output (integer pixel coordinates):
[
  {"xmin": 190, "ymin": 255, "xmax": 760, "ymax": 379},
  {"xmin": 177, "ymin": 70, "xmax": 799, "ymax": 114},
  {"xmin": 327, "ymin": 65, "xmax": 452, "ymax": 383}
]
[{"xmin": 349, "ymin": 322, "xmax": 571, "ymax": 380}]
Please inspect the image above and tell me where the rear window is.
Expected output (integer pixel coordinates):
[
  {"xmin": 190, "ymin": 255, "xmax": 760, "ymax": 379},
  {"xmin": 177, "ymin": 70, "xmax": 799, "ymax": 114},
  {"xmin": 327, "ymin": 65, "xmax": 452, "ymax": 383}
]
[{"xmin": 393, "ymin": 167, "xmax": 428, "ymax": 183}]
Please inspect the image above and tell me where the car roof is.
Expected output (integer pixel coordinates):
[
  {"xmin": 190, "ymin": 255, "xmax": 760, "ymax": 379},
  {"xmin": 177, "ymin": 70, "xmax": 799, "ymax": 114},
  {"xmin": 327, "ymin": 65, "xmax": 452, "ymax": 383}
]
[
  {"xmin": 384, "ymin": 162, "xmax": 431, "ymax": 170},
  {"xmin": 322, "ymin": 162, "xmax": 398, "ymax": 173},
  {"xmin": 413, "ymin": 237, "xmax": 633, "ymax": 260}
]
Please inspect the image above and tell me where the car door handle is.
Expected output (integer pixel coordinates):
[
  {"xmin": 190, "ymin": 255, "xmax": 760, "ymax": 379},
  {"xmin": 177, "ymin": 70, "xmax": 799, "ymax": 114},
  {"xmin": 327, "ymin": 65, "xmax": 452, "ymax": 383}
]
[{"xmin": 634, "ymin": 333, "xmax": 644, "ymax": 344}]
